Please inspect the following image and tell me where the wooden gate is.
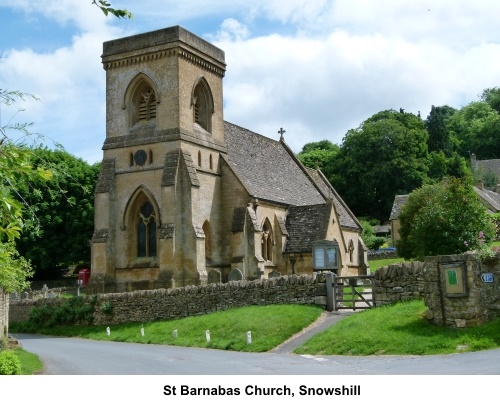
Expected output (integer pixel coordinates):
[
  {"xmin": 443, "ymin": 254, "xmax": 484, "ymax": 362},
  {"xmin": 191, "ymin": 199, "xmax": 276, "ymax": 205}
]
[{"xmin": 325, "ymin": 273, "xmax": 376, "ymax": 311}]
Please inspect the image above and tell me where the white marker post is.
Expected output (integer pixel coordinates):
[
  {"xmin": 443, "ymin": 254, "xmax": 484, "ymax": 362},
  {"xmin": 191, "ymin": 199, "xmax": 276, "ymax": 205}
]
[
  {"xmin": 173, "ymin": 329, "xmax": 178, "ymax": 339},
  {"xmin": 106, "ymin": 327, "xmax": 110, "ymax": 336},
  {"xmin": 246, "ymin": 331, "xmax": 252, "ymax": 345},
  {"xmin": 206, "ymin": 330, "xmax": 210, "ymax": 343},
  {"xmin": 140, "ymin": 326, "xmax": 145, "ymax": 337}
]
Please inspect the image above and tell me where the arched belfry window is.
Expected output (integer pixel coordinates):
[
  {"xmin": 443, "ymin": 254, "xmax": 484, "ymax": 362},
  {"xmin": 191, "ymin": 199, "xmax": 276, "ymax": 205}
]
[
  {"xmin": 261, "ymin": 219, "xmax": 273, "ymax": 262},
  {"xmin": 128, "ymin": 76, "xmax": 158, "ymax": 127},
  {"xmin": 137, "ymin": 201, "xmax": 157, "ymax": 257},
  {"xmin": 192, "ymin": 78, "xmax": 214, "ymax": 133}
]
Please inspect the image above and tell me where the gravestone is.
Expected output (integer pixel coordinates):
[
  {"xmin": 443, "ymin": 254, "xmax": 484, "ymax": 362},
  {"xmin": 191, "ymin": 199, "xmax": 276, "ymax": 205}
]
[
  {"xmin": 208, "ymin": 269, "xmax": 221, "ymax": 284},
  {"xmin": 268, "ymin": 270, "xmax": 281, "ymax": 278},
  {"xmin": 228, "ymin": 268, "xmax": 243, "ymax": 282}
]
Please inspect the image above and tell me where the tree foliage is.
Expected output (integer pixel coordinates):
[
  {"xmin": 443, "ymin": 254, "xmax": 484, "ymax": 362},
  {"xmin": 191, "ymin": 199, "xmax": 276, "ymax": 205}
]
[
  {"xmin": 447, "ymin": 101, "xmax": 500, "ymax": 159},
  {"xmin": 425, "ymin": 105, "xmax": 456, "ymax": 155},
  {"xmin": 396, "ymin": 177, "xmax": 496, "ymax": 259},
  {"xmin": 297, "ymin": 140, "xmax": 340, "ymax": 179},
  {"xmin": 92, "ymin": 1, "xmax": 132, "ymax": 19},
  {"xmin": 15, "ymin": 148, "xmax": 99, "ymax": 277},
  {"xmin": 331, "ymin": 109, "xmax": 429, "ymax": 219},
  {"xmin": 359, "ymin": 219, "xmax": 386, "ymax": 250},
  {"xmin": 0, "ymin": 90, "xmax": 52, "ymax": 291}
]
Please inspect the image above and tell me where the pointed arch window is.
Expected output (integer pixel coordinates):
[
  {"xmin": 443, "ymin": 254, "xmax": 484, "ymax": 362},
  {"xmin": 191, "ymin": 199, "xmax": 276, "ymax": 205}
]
[
  {"xmin": 192, "ymin": 78, "xmax": 213, "ymax": 133},
  {"xmin": 261, "ymin": 219, "xmax": 273, "ymax": 262},
  {"xmin": 129, "ymin": 79, "xmax": 158, "ymax": 127},
  {"xmin": 137, "ymin": 201, "xmax": 157, "ymax": 257}
]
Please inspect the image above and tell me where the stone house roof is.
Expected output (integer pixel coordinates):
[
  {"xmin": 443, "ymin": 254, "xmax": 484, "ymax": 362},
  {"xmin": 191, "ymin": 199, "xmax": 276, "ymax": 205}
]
[
  {"xmin": 473, "ymin": 186, "xmax": 500, "ymax": 213},
  {"xmin": 224, "ymin": 121, "xmax": 325, "ymax": 206},
  {"xmin": 284, "ymin": 203, "xmax": 332, "ymax": 253},
  {"xmin": 389, "ymin": 195, "xmax": 410, "ymax": 220}
]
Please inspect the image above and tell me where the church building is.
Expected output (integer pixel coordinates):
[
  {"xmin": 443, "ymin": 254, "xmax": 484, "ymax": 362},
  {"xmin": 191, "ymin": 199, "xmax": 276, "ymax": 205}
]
[{"xmin": 88, "ymin": 26, "xmax": 368, "ymax": 293}]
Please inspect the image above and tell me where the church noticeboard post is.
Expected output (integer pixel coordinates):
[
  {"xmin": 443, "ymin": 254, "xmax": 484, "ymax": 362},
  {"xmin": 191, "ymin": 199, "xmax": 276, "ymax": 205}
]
[
  {"xmin": 312, "ymin": 240, "xmax": 339, "ymax": 272},
  {"xmin": 440, "ymin": 262, "xmax": 467, "ymax": 297}
]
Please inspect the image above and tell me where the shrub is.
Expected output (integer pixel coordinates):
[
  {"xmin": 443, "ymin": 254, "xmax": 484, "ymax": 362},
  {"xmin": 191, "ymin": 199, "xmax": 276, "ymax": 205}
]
[
  {"xmin": 0, "ymin": 351, "xmax": 22, "ymax": 375},
  {"xmin": 397, "ymin": 177, "xmax": 496, "ymax": 259},
  {"xmin": 15, "ymin": 296, "xmax": 96, "ymax": 331}
]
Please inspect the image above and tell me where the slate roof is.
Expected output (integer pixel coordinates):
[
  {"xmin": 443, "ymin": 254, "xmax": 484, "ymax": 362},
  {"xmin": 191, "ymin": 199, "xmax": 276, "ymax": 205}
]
[
  {"xmin": 389, "ymin": 195, "xmax": 410, "ymax": 220},
  {"xmin": 284, "ymin": 204, "xmax": 331, "ymax": 253},
  {"xmin": 306, "ymin": 167, "xmax": 362, "ymax": 231},
  {"xmin": 224, "ymin": 122, "xmax": 325, "ymax": 206},
  {"xmin": 474, "ymin": 187, "xmax": 500, "ymax": 213}
]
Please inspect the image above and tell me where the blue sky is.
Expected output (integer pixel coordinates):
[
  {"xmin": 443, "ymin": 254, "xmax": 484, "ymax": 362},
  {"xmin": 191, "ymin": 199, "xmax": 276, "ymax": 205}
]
[{"xmin": 2, "ymin": 0, "xmax": 500, "ymax": 163}]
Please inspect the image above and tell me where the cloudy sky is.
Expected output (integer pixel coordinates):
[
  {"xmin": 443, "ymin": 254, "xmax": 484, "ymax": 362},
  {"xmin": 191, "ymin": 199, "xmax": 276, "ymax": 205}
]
[{"xmin": 1, "ymin": 0, "xmax": 500, "ymax": 163}]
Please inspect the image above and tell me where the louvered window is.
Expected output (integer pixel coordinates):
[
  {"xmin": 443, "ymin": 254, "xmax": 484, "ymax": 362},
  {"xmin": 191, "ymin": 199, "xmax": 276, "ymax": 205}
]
[{"xmin": 137, "ymin": 88, "xmax": 156, "ymax": 122}]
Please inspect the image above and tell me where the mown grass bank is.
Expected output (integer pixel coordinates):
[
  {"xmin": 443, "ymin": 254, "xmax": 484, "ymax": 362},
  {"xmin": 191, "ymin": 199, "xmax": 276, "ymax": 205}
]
[{"xmin": 295, "ymin": 300, "xmax": 500, "ymax": 355}]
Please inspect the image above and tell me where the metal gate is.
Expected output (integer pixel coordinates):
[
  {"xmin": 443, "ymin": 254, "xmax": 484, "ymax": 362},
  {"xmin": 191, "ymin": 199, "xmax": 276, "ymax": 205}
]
[{"xmin": 325, "ymin": 273, "xmax": 376, "ymax": 311}]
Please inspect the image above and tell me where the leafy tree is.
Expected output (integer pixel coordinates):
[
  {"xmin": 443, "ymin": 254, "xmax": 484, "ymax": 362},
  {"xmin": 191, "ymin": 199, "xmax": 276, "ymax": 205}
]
[
  {"xmin": 425, "ymin": 105, "xmax": 456, "ymax": 155},
  {"xmin": 297, "ymin": 140, "xmax": 340, "ymax": 178},
  {"xmin": 396, "ymin": 177, "xmax": 496, "ymax": 259},
  {"xmin": 447, "ymin": 101, "xmax": 500, "ymax": 159},
  {"xmin": 0, "ymin": 90, "xmax": 52, "ymax": 292},
  {"xmin": 359, "ymin": 219, "xmax": 386, "ymax": 250},
  {"xmin": 331, "ymin": 109, "xmax": 429, "ymax": 219},
  {"xmin": 15, "ymin": 149, "xmax": 100, "ymax": 278},
  {"xmin": 480, "ymin": 87, "xmax": 500, "ymax": 114},
  {"xmin": 427, "ymin": 151, "xmax": 471, "ymax": 182}
]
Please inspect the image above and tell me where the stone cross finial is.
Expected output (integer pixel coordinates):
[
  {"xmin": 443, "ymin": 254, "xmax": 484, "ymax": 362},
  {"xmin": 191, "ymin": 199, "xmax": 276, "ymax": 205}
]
[{"xmin": 278, "ymin": 127, "xmax": 286, "ymax": 141}]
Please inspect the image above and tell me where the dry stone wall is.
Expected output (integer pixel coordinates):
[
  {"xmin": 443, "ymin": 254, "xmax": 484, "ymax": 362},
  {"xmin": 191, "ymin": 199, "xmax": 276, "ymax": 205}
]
[
  {"xmin": 422, "ymin": 253, "xmax": 500, "ymax": 327},
  {"xmin": 373, "ymin": 261, "xmax": 426, "ymax": 305},
  {"xmin": 9, "ymin": 274, "xmax": 328, "ymax": 326}
]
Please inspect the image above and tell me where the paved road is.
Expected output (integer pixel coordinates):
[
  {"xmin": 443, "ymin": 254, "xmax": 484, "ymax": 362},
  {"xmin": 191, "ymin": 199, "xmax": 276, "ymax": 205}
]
[{"xmin": 13, "ymin": 331, "xmax": 500, "ymax": 375}]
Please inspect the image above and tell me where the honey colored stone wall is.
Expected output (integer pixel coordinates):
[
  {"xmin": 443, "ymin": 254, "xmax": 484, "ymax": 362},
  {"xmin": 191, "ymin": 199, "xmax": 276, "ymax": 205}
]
[
  {"xmin": 374, "ymin": 253, "xmax": 500, "ymax": 327},
  {"xmin": 422, "ymin": 253, "xmax": 500, "ymax": 327},
  {"xmin": 373, "ymin": 261, "xmax": 426, "ymax": 305},
  {"xmin": 10, "ymin": 274, "xmax": 328, "ymax": 326}
]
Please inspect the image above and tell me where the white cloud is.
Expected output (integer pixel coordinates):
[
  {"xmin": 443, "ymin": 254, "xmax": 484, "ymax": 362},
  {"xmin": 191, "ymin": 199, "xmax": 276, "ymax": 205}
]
[
  {"xmin": 2, "ymin": 0, "xmax": 500, "ymax": 160},
  {"xmin": 208, "ymin": 18, "xmax": 250, "ymax": 42}
]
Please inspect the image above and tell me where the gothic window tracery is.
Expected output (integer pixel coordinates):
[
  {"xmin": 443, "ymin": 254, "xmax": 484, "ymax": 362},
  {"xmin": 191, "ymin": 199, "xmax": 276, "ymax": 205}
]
[{"xmin": 137, "ymin": 201, "xmax": 157, "ymax": 257}]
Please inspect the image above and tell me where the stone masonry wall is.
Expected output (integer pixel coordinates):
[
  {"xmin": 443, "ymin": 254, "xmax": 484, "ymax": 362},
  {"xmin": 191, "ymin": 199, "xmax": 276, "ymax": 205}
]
[
  {"xmin": 374, "ymin": 253, "xmax": 500, "ymax": 327},
  {"xmin": 373, "ymin": 261, "xmax": 426, "ymax": 305},
  {"xmin": 0, "ymin": 288, "xmax": 8, "ymax": 340},
  {"xmin": 423, "ymin": 253, "xmax": 500, "ymax": 327},
  {"xmin": 9, "ymin": 274, "xmax": 328, "ymax": 326}
]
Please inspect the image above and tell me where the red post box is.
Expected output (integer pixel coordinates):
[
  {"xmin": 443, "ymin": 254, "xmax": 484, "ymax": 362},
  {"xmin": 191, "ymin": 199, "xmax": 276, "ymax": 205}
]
[{"xmin": 78, "ymin": 269, "xmax": 91, "ymax": 286}]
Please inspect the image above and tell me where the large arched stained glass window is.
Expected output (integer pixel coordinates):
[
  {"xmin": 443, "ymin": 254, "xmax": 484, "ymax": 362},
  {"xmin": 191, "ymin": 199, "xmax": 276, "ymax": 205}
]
[{"xmin": 137, "ymin": 201, "xmax": 157, "ymax": 257}]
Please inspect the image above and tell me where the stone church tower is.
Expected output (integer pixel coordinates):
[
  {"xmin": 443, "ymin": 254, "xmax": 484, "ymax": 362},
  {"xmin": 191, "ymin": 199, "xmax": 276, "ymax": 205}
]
[
  {"xmin": 89, "ymin": 26, "xmax": 368, "ymax": 293},
  {"xmin": 91, "ymin": 27, "xmax": 227, "ymax": 291}
]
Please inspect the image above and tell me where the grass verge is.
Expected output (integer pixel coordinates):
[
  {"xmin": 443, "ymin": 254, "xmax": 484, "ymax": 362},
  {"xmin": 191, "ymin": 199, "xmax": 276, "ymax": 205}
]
[
  {"xmin": 14, "ymin": 349, "xmax": 44, "ymax": 374},
  {"xmin": 11, "ymin": 304, "xmax": 323, "ymax": 353},
  {"xmin": 295, "ymin": 299, "xmax": 500, "ymax": 355}
]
